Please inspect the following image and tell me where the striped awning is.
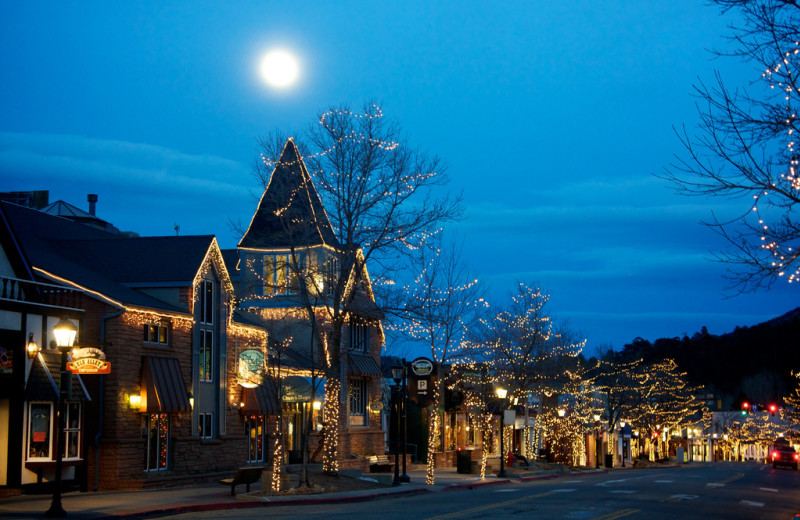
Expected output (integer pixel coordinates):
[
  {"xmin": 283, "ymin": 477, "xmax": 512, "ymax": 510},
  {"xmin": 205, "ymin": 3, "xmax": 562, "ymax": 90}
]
[
  {"xmin": 347, "ymin": 353, "xmax": 382, "ymax": 376},
  {"xmin": 241, "ymin": 380, "xmax": 280, "ymax": 415},
  {"xmin": 141, "ymin": 356, "xmax": 191, "ymax": 413}
]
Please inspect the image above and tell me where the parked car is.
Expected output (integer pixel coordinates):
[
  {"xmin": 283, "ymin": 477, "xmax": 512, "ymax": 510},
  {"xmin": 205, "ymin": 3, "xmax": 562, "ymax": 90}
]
[{"xmin": 770, "ymin": 444, "xmax": 798, "ymax": 470}]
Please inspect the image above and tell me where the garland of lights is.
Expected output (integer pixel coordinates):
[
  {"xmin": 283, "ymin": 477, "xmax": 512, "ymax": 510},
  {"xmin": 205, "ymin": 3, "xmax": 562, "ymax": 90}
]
[
  {"xmin": 322, "ymin": 379, "xmax": 340, "ymax": 474},
  {"xmin": 425, "ymin": 386, "xmax": 441, "ymax": 485},
  {"xmin": 271, "ymin": 419, "xmax": 282, "ymax": 492}
]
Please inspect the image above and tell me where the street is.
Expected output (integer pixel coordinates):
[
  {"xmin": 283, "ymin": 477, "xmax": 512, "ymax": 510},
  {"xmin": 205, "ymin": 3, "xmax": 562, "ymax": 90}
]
[{"xmin": 168, "ymin": 463, "xmax": 800, "ymax": 520}]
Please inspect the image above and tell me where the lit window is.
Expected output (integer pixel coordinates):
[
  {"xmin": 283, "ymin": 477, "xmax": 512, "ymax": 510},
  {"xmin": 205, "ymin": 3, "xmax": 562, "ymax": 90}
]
[
  {"xmin": 27, "ymin": 402, "xmax": 52, "ymax": 460},
  {"xmin": 245, "ymin": 415, "xmax": 265, "ymax": 462},
  {"xmin": 263, "ymin": 254, "xmax": 302, "ymax": 295},
  {"xmin": 348, "ymin": 377, "xmax": 367, "ymax": 426},
  {"xmin": 145, "ymin": 413, "xmax": 169, "ymax": 471},
  {"xmin": 199, "ymin": 330, "xmax": 213, "ymax": 382},
  {"xmin": 349, "ymin": 321, "xmax": 369, "ymax": 352},
  {"xmin": 144, "ymin": 323, "xmax": 169, "ymax": 345}
]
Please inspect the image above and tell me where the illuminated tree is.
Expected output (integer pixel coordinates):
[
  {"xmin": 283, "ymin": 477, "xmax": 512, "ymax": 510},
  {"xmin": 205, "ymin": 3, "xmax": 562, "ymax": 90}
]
[
  {"xmin": 253, "ymin": 101, "xmax": 462, "ymax": 474},
  {"xmin": 468, "ymin": 283, "xmax": 584, "ymax": 460},
  {"xmin": 661, "ymin": 0, "xmax": 800, "ymax": 291},
  {"xmin": 781, "ymin": 371, "xmax": 800, "ymax": 440},
  {"xmin": 589, "ymin": 356, "xmax": 648, "ymax": 436},
  {"xmin": 394, "ymin": 235, "xmax": 486, "ymax": 484}
]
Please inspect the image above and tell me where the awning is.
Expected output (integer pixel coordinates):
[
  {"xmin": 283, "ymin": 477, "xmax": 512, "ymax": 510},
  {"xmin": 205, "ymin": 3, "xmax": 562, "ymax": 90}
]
[
  {"xmin": 141, "ymin": 356, "xmax": 191, "ymax": 413},
  {"xmin": 241, "ymin": 380, "xmax": 280, "ymax": 415},
  {"xmin": 347, "ymin": 353, "xmax": 382, "ymax": 376}
]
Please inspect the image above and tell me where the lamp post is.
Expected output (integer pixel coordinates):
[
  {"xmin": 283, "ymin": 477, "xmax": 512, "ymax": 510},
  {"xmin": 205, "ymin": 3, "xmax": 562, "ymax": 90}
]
[
  {"xmin": 496, "ymin": 387, "xmax": 507, "ymax": 478},
  {"xmin": 391, "ymin": 364, "xmax": 403, "ymax": 486},
  {"xmin": 45, "ymin": 317, "xmax": 77, "ymax": 518},
  {"xmin": 399, "ymin": 359, "xmax": 410, "ymax": 483}
]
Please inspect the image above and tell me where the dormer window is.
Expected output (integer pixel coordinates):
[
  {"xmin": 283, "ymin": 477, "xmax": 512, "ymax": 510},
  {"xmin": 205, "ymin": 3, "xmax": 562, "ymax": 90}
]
[{"xmin": 348, "ymin": 321, "xmax": 369, "ymax": 352}]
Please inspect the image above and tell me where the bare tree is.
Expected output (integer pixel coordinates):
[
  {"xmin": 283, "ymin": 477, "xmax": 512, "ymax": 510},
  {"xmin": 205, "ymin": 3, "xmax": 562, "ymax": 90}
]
[
  {"xmin": 252, "ymin": 101, "xmax": 462, "ymax": 475},
  {"xmin": 394, "ymin": 234, "xmax": 486, "ymax": 484},
  {"xmin": 660, "ymin": 0, "xmax": 800, "ymax": 291}
]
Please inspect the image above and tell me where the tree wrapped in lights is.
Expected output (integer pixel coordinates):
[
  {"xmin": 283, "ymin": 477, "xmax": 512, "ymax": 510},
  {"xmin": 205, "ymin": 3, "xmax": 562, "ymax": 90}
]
[
  {"xmin": 468, "ymin": 283, "xmax": 584, "ymax": 460},
  {"xmin": 394, "ymin": 235, "xmax": 486, "ymax": 484},
  {"xmin": 661, "ymin": 0, "xmax": 800, "ymax": 291},
  {"xmin": 539, "ymin": 368, "xmax": 598, "ymax": 466},
  {"xmin": 781, "ymin": 371, "xmax": 800, "ymax": 441},
  {"xmin": 251, "ymin": 101, "xmax": 461, "ymax": 474}
]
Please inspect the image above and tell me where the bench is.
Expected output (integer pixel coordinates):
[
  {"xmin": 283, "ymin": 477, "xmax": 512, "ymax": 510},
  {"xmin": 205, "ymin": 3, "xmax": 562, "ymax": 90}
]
[
  {"xmin": 369, "ymin": 455, "xmax": 395, "ymax": 473},
  {"xmin": 219, "ymin": 466, "xmax": 262, "ymax": 496}
]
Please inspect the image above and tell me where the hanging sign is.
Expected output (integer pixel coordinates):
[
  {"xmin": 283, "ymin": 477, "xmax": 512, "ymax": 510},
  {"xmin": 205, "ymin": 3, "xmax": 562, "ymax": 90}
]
[
  {"xmin": 238, "ymin": 349, "xmax": 264, "ymax": 388},
  {"xmin": 410, "ymin": 357, "xmax": 434, "ymax": 376},
  {"xmin": 67, "ymin": 347, "xmax": 110, "ymax": 374},
  {"xmin": 408, "ymin": 357, "xmax": 436, "ymax": 406}
]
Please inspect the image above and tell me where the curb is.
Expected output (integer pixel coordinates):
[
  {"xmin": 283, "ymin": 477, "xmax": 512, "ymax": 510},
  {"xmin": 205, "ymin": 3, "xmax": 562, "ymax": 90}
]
[
  {"xmin": 99, "ymin": 487, "xmax": 431, "ymax": 519},
  {"xmin": 441, "ymin": 478, "xmax": 512, "ymax": 491}
]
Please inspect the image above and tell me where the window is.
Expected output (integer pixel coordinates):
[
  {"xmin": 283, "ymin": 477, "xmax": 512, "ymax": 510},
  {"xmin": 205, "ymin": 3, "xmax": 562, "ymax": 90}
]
[
  {"xmin": 198, "ymin": 412, "xmax": 213, "ymax": 439},
  {"xmin": 199, "ymin": 280, "xmax": 214, "ymax": 325},
  {"xmin": 27, "ymin": 402, "xmax": 52, "ymax": 460},
  {"xmin": 65, "ymin": 402, "xmax": 81, "ymax": 459},
  {"xmin": 349, "ymin": 321, "xmax": 369, "ymax": 352},
  {"xmin": 199, "ymin": 329, "xmax": 213, "ymax": 382},
  {"xmin": 348, "ymin": 377, "xmax": 367, "ymax": 426},
  {"xmin": 245, "ymin": 415, "xmax": 265, "ymax": 462},
  {"xmin": 325, "ymin": 256, "xmax": 339, "ymax": 296},
  {"xmin": 145, "ymin": 413, "xmax": 169, "ymax": 471},
  {"xmin": 263, "ymin": 254, "xmax": 302, "ymax": 295},
  {"xmin": 144, "ymin": 323, "xmax": 169, "ymax": 345}
]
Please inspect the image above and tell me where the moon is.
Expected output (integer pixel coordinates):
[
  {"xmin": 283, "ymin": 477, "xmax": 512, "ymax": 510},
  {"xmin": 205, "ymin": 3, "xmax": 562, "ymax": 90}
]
[{"xmin": 259, "ymin": 49, "xmax": 300, "ymax": 89}]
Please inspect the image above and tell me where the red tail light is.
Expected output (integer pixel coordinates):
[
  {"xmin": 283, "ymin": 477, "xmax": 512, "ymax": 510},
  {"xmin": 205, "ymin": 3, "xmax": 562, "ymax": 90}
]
[
  {"xmin": 772, "ymin": 451, "xmax": 779, "ymax": 459},
  {"xmin": 794, "ymin": 454, "xmax": 799, "ymax": 461}
]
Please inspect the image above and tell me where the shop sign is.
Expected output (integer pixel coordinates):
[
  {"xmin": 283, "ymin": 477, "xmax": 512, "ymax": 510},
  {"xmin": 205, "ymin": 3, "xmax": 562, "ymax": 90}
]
[
  {"xmin": 281, "ymin": 376, "xmax": 312, "ymax": 402},
  {"xmin": 410, "ymin": 357, "xmax": 434, "ymax": 376},
  {"xmin": 0, "ymin": 346, "xmax": 13, "ymax": 375},
  {"xmin": 238, "ymin": 349, "xmax": 264, "ymax": 388},
  {"xmin": 67, "ymin": 347, "xmax": 110, "ymax": 374}
]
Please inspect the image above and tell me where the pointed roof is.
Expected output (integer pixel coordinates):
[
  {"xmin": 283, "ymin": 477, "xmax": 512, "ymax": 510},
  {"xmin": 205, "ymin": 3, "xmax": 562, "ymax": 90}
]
[{"xmin": 238, "ymin": 139, "xmax": 339, "ymax": 250}]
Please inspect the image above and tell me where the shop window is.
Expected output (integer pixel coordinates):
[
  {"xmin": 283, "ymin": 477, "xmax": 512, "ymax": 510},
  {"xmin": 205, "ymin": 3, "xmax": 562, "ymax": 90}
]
[
  {"xmin": 65, "ymin": 402, "xmax": 81, "ymax": 459},
  {"xmin": 143, "ymin": 323, "xmax": 169, "ymax": 345},
  {"xmin": 199, "ymin": 330, "xmax": 213, "ymax": 382},
  {"xmin": 145, "ymin": 413, "xmax": 169, "ymax": 472},
  {"xmin": 245, "ymin": 415, "xmax": 265, "ymax": 462},
  {"xmin": 27, "ymin": 402, "xmax": 52, "ymax": 460},
  {"xmin": 198, "ymin": 412, "xmax": 213, "ymax": 439},
  {"xmin": 348, "ymin": 377, "xmax": 367, "ymax": 427}
]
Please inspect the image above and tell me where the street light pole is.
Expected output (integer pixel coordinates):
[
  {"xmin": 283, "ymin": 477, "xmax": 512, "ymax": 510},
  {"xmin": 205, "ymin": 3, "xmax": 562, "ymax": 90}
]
[
  {"xmin": 399, "ymin": 359, "xmax": 410, "ymax": 483},
  {"xmin": 391, "ymin": 364, "xmax": 403, "ymax": 487},
  {"xmin": 593, "ymin": 414, "xmax": 601, "ymax": 469},
  {"xmin": 45, "ymin": 317, "xmax": 78, "ymax": 518},
  {"xmin": 496, "ymin": 387, "xmax": 507, "ymax": 478}
]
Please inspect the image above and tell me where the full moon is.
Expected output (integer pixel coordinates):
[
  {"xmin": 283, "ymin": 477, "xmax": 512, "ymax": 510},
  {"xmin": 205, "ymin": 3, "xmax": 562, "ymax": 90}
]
[{"xmin": 259, "ymin": 50, "xmax": 299, "ymax": 88}]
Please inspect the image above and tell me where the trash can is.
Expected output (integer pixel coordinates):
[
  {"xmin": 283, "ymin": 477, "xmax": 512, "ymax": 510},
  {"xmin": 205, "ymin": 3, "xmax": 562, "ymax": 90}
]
[
  {"xmin": 604, "ymin": 454, "xmax": 613, "ymax": 468},
  {"xmin": 457, "ymin": 449, "xmax": 473, "ymax": 474}
]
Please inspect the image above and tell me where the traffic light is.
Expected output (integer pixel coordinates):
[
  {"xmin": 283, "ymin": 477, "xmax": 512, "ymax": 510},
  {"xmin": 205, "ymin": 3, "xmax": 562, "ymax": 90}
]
[
  {"xmin": 741, "ymin": 401, "xmax": 750, "ymax": 415},
  {"xmin": 769, "ymin": 404, "xmax": 777, "ymax": 416}
]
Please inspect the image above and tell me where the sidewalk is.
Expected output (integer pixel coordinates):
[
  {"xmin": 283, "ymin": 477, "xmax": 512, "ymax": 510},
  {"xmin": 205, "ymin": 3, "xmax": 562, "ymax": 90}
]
[{"xmin": 0, "ymin": 464, "xmax": 605, "ymax": 520}]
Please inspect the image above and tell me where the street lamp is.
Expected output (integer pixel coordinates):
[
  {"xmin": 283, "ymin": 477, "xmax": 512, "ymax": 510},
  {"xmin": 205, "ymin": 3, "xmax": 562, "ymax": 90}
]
[
  {"xmin": 45, "ymin": 317, "xmax": 77, "ymax": 518},
  {"xmin": 496, "ymin": 387, "xmax": 507, "ymax": 478},
  {"xmin": 391, "ymin": 364, "xmax": 403, "ymax": 486},
  {"xmin": 398, "ymin": 359, "xmax": 410, "ymax": 483}
]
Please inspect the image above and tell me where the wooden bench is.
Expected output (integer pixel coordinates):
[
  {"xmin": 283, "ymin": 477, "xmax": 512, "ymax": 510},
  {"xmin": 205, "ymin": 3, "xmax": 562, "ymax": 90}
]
[
  {"xmin": 369, "ymin": 455, "xmax": 395, "ymax": 473},
  {"xmin": 219, "ymin": 466, "xmax": 262, "ymax": 496}
]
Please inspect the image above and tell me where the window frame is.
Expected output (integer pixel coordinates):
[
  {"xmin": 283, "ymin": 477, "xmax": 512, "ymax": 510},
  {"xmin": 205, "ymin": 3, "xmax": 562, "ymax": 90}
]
[
  {"xmin": 144, "ymin": 323, "xmax": 170, "ymax": 345},
  {"xmin": 199, "ymin": 329, "xmax": 214, "ymax": 383},
  {"xmin": 26, "ymin": 402, "xmax": 53, "ymax": 461},
  {"xmin": 263, "ymin": 253, "xmax": 303, "ymax": 295},
  {"xmin": 245, "ymin": 414, "xmax": 265, "ymax": 463},
  {"xmin": 198, "ymin": 412, "xmax": 213, "ymax": 439},
  {"xmin": 348, "ymin": 377, "xmax": 368, "ymax": 427},
  {"xmin": 348, "ymin": 321, "xmax": 370, "ymax": 352},
  {"xmin": 144, "ymin": 413, "xmax": 170, "ymax": 472}
]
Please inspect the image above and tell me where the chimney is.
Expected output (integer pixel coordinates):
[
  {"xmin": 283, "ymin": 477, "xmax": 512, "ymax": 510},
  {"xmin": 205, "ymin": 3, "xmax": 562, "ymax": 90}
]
[{"xmin": 87, "ymin": 194, "xmax": 98, "ymax": 216}]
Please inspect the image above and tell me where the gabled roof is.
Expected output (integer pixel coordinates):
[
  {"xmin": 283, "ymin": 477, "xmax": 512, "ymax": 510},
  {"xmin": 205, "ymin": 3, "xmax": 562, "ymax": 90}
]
[
  {"xmin": 238, "ymin": 138, "xmax": 339, "ymax": 250},
  {"xmin": 0, "ymin": 201, "xmax": 220, "ymax": 313},
  {"xmin": 41, "ymin": 200, "xmax": 120, "ymax": 233}
]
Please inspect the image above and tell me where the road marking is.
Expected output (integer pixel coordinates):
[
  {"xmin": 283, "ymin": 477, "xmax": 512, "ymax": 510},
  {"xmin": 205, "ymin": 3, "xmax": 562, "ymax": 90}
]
[
  {"xmin": 494, "ymin": 489, "xmax": 519, "ymax": 493},
  {"xmin": 706, "ymin": 483, "xmax": 724, "ymax": 487},
  {"xmin": 661, "ymin": 494, "xmax": 699, "ymax": 502},
  {"xmin": 741, "ymin": 500, "xmax": 765, "ymax": 507},
  {"xmin": 424, "ymin": 491, "xmax": 553, "ymax": 520},
  {"xmin": 592, "ymin": 508, "xmax": 640, "ymax": 520},
  {"xmin": 551, "ymin": 489, "xmax": 577, "ymax": 493},
  {"xmin": 654, "ymin": 480, "xmax": 673, "ymax": 483},
  {"xmin": 597, "ymin": 477, "xmax": 643, "ymax": 487},
  {"xmin": 706, "ymin": 472, "xmax": 743, "ymax": 488},
  {"xmin": 759, "ymin": 487, "xmax": 778, "ymax": 493},
  {"xmin": 609, "ymin": 490, "xmax": 636, "ymax": 494}
]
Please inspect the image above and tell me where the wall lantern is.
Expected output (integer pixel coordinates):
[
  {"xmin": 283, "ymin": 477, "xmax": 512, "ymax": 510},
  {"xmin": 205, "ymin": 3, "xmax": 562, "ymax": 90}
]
[
  {"xmin": 128, "ymin": 392, "xmax": 141, "ymax": 411},
  {"xmin": 557, "ymin": 408, "xmax": 566, "ymax": 418},
  {"xmin": 26, "ymin": 333, "xmax": 39, "ymax": 359},
  {"xmin": 495, "ymin": 387, "xmax": 507, "ymax": 400},
  {"xmin": 53, "ymin": 317, "xmax": 78, "ymax": 353},
  {"xmin": 188, "ymin": 392, "xmax": 195, "ymax": 410},
  {"xmin": 312, "ymin": 400, "xmax": 322, "ymax": 411}
]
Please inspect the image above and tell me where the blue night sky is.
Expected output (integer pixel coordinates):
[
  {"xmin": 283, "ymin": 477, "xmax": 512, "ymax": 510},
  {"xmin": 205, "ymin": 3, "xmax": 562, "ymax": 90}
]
[{"xmin": 1, "ymin": 1, "xmax": 795, "ymax": 352}]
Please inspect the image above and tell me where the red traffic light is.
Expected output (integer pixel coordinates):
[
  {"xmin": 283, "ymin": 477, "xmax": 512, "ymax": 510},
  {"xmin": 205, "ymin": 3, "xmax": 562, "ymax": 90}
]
[
  {"xmin": 769, "ymin": 404, "xmax": 778, "ymax": 416},
  {"xmin": 742, "ymin": 402, "xmax": 750, "ymax": 409}
]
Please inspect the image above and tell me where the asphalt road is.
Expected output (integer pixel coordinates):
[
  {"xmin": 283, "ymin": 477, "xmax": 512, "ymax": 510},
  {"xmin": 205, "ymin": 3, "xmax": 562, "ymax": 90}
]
[{"xmin": 169, "ymin": 462, "xmax": 800, "ymax": 520}]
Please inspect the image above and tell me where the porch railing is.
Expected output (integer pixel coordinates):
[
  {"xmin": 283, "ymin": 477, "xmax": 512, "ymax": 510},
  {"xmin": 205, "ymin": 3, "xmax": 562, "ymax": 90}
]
[{"xmin": 0, "ymin": 276, "xmax": 84, "ymax": 310}]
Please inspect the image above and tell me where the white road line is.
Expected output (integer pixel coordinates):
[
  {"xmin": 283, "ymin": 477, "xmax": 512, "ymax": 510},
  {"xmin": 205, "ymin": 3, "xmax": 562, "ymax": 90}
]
[
  {"xmin": 759, "ymin": 487, "xmax": 779, "ymax": 493},
  {"xmin": 654, "ymin": 480, "xmax": 673, "ymax": 483},
  {"xmin": 551, "ymin": 489, "xmax": 577, "ymax": 493},
  {"xmin": 706, "ymin": 483, "xmax": 724, "ymax": 487},
  {"xmin": 671, "ymin": 494, "xmax": 699, "ymax": 500},
  {"xmin": 609, "ymin": 490, "xmax": 636, "ymax": 494},
  {"xmin": 741, "ymin": 500, "xmax": 765, "ymax": 507},
  {"xmin": 494, "ymin": 489, "xmax": 519, "ymax": 493}
]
